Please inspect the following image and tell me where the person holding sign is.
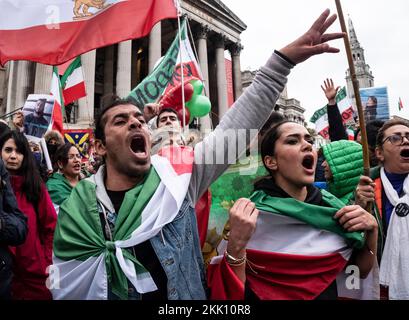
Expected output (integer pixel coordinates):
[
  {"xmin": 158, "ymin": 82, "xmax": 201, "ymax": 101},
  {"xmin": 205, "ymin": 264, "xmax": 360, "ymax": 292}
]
[{"xmin": 23, "ymin": 98, "xmax": 49, "ymax": 138}]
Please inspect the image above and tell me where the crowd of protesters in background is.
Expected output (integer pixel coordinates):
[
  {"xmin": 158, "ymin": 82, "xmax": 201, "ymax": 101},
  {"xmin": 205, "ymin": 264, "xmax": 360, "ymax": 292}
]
[{"xmin": 0, "ymin": 9, "xmax": 408, "ymax": 301}]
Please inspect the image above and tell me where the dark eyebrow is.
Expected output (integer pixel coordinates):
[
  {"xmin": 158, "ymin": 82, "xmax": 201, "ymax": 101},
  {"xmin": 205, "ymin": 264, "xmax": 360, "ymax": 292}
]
[
  {"xmin": 285, "ymin": 133, "xmax": 312, "ymax": 140},
  {"xmin": 112, "ymin": 113, "xmax": 129, "ymax": 121},
  {"xmin": 392, "ymin": 131, "xmax": 409, "ymax": 135}
]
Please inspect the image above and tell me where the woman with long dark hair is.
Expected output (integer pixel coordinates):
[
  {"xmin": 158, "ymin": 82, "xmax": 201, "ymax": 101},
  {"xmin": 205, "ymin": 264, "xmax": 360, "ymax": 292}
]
[
  {"xmin": 208, "ymin": 121, "xmax": 379, "ymax": 300},
  {"xmin": 0, "ymin": 130, "xmax": 56, "ymax": 300}
]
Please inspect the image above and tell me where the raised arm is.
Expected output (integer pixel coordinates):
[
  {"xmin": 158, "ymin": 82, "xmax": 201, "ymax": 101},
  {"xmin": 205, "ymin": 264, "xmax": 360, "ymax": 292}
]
[
  {"xmin": 321, "ymin": 78, "xmax": 347, "ymax": 141},
  {"xmin": 189, "ymin": 9, "xmax": 345, "ymax": 204},
  {"xmin": 279, "ymin": 9, "xmax": 344, "ymax": 64}
]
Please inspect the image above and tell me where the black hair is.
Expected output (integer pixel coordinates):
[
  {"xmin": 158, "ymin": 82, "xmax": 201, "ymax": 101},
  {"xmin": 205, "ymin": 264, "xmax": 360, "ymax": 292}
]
[
  {"xmin": 367, "ymin": 96, "xmax": 377, "ymax": 105},
  {"xmin": 260, "ymin": 111, "xmax": 285, "ymax": 138},
  {"xmin": 53, "ymin": 143, "xmax": 79, "ymax": 171},
  {"xmin": 94, "ymin": 97, "xmax": 142, "ymax": 144},
  {"xmin": 0, "ymin": 122, "xmax": 11, "ymax": 142},
  {"xmin": 0, "ymin": 130, "xmax": 42, "ymax": 206},
  {"xmin": 260, "ymin": 120, "xmax": 293, "ymax": 175},
  {"xmin": 156, "ymin": 108, "xmax": 179, "ymax": 127},
  {"xmin": 366, "ymin": 119, "xmax": 385, "ymax": 149}
]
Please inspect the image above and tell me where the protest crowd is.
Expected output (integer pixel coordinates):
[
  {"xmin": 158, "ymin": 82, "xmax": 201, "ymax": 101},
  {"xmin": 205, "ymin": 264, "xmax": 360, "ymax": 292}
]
[{"xmin": 1, "ymin": 3, "xmax": 409, "ymax": 302}]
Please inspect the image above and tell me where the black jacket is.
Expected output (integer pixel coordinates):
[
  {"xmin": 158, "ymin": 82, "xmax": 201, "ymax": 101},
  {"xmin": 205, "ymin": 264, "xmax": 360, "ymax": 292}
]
[
  {"xmin": 327, "ymin": 103, "xmax": 348, "ymax": 141},
  {"xmin": 0, "ymin": 159, "xmax": 27, "ymax": 300}
]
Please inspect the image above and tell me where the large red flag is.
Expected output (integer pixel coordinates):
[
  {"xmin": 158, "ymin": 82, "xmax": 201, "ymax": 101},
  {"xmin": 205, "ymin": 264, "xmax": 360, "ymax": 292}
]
[{"xmin": 0, "ymin": 0, "xmax": 177, "ymax": 66}]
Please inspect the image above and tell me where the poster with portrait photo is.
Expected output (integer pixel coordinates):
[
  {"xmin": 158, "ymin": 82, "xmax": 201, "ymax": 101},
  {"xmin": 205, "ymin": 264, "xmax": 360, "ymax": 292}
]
[
  {"xmin": 359, "ymin": 86, "xmax": 390, "ymax": 122},
  {"xmin": 24, "ymin": 135, "xmax": 53, "ymax": 171},
  {"xmin": 22, "ymin": 94, "xmax": 55, "ymax": 138}
]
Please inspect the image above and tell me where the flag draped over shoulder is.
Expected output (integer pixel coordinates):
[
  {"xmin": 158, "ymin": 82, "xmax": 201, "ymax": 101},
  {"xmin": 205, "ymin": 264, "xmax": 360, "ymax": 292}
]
[
  {"xmin": 128, "ymin": 18, "xmax": 202, "ymax": 106},
  {"xmin": 310, "ymin": 87, "xmax": 355, "ymax": 140},
  {"xmin": 0, "ymin": 0, "xmax": 177, "ymax": 65},
  {"xmin": 60, "ymin": 57, "xmax": 86, "ymax": 104},
  {"xmin": 51, "ymin": 146, "xmax": 194, "ymax": 300},
  {"xmin": 207, "ymin": 189, "xmax": 366, "ymax": 300}
]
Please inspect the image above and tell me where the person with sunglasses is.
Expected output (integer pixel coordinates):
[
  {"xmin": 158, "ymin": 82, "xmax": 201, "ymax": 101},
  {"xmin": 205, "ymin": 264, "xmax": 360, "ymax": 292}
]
[{"xmin": 356, "ymin": 119, "xmax": 409, "ymax": 299}]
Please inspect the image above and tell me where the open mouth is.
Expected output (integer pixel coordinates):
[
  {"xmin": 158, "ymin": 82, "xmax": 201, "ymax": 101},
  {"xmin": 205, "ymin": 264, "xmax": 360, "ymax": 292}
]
[
  {"xmin": 400, "ymin": 149, "xmax": 409, "ymax": 158},
  {"xmin": 130, "ymin": 135, "xmax": 146, "ymax": 155},
  {"xmin": 302, "ymin": 155, "xmax": 315, "ymax": 170}
]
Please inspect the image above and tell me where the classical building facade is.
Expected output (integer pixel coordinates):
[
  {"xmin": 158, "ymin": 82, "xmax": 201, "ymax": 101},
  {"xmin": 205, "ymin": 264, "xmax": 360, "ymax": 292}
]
[
  {"xmin": 0, "ymin": 0, "xmax": 246, "ymax": 132},
  {"xmin": 345, "ymin": 17, "xmax": 375, "ymax": 106},
  {"xmin": 242, "ymin": 69, "xmax": 306, "ymax": 126}
]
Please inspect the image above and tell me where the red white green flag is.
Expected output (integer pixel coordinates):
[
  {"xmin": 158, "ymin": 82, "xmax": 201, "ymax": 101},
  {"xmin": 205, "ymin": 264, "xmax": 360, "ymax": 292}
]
[
  {"xmin": 399, "ymin": 97, "xmax": 404, "ymax": 111},
  {"xmin": 207, "ymin": 190, "xmax": 380, "ymax": 300},
  {"xmin": 51, "ymin": 146, "xmax": 194, "ymax": 299},
  {"xmin": 128, "ymin": 18, "xmax": 202, "ymax": 106},
  {"xmin": 0, "ymin": 0, "xmax": 177, "ymax": 65},
  {"xmin": 60, "ymin": 57, "xmax": 86, "ymax": 105},
  {"xmin": 310, "ymin": 87, "xmax": 355, "ymax": 140},
  {"xmin": 346, "ymin": 126, "xmax": 355, "ymax": 141}
]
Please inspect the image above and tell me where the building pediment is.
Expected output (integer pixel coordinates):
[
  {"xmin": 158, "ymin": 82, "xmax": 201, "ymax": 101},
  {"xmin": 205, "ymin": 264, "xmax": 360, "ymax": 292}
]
[
  {"xmin": 203, "ymin": 0, "xmax": 246, "ymax": 29},
  {"xmin": 183, "ymin": 0, "xmax": 247, "ymax": 43}
]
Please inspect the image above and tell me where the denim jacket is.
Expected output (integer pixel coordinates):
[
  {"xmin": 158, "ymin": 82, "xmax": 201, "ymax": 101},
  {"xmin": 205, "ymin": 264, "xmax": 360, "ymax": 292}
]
[
  {"xmin": 90, "ymin": 167, "xmax": 207, "ymax": 300},
  {"xmin": 149, "ymin": 197, "xmax": 207, "ymax": 299}
]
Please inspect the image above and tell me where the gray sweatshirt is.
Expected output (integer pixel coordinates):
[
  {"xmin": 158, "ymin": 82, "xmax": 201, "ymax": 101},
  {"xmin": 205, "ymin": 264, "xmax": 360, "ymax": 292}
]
[
  {"xmin": 88, "ymin": 52, "xmax": 292, "ymax": 210},
  {"xmin": 188, "ymin": 52, "xmax": 293, "ymax": 205}
]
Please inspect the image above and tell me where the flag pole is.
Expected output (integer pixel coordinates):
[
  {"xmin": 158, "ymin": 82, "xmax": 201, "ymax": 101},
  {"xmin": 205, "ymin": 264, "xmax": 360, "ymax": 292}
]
[
  {"xmin": 335, "ymin": 0, "xmax": 370, "ymax": 177},
  {"xmin": 0, "ymin": 107, "xmax": 23, "ymax": 120},
  {"xmin": 176, "ymin": 0, "xmax": 187, "ymax": 131}
]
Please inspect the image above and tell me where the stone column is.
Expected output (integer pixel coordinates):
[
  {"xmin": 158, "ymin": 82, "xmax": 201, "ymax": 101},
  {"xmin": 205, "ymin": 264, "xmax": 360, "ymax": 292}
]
[
  {"xmin": 15, "ymin": 61, "xmax": 35, "ymax": 108},
  {"xmin": 148, "ymin": 22, "xmax": 161, "ymax": 73},
  {"xmin": 34, "ymin": 63, "xmax": 53, "ymax": 94},
  {"xmin": 78, "ymin": 50, "xmax": 96, "ymax": 126},
  {"xmin": 215, "ymin": 35, "xmax": 228, "ymax": 118},
  {"xmin": 5, "ymin": 61, "xmax": 17, "ymax": 114},
  {"xmin": 116, "ymin": 40, "xmax": 132, "ymax": 98},
  {"xmin": 104, "ymin": 45, "xmax": 115, "ymax": 95},
  {"xmin": 230, "ymin": 42, "xmax": 243, "ymax": 101},
  {"xmin": 196, "ymin": 24, "xmax": 212, "ymax": 132}
]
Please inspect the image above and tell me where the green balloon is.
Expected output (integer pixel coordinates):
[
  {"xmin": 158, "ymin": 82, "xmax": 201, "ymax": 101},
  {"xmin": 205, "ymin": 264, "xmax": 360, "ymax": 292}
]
[
  {"xmin": 186, "ymin": 94, "xmax": 211, "ymax": 117},
  {"xmin": 191, "ymin": 79, "xmax": 204, "ymax": 95}
]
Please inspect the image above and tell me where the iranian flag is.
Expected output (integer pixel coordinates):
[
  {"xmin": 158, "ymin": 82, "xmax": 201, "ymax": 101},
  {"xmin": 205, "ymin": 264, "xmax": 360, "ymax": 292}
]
[
  {"xmin": 128, "ymin": 18, "xmax": 202, "ymax": 106},
  {"xmin": 59, "ymin": 57, "xmax": 86, "ymax": 105},
  {"xmin": 310, "ymin": 87, "xmax": 355, "ymax": 140},
  {"xmin": 0, "ymin": 0, "xmax": 177, "ymax": 65},
  {"xmin": 50, "ymin": 67, "xmax": 65, "ymax": 133},
  {"xmin": 207, "ymin": 190, "xmax": 379, "ymax": 300},
  {"xmin": 51, "ymin": 146, "xmax": 195, "ymax": 299},
  {"xmin": 208, "ymin": 214, "xmax": 353, "ymax": 300},
  {"xmin": 346, "ymin": 126, "xmax": 355, "ymax": 141},
  {"xmin": 399, "ymin": 97, "xmax": 404, "ymax": 111}
]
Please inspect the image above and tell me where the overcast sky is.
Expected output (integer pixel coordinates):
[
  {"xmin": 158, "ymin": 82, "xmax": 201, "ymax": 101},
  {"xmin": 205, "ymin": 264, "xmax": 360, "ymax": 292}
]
[{"xmin": 221, "ymin": 0, "xmax": 409, "ymax": 125}]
